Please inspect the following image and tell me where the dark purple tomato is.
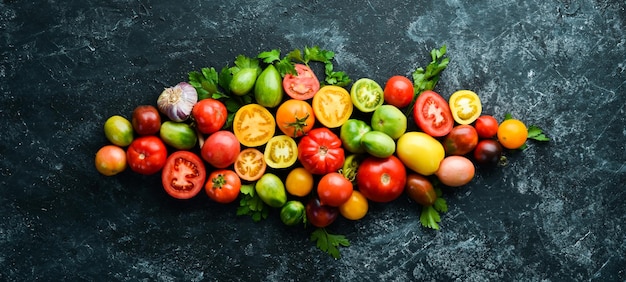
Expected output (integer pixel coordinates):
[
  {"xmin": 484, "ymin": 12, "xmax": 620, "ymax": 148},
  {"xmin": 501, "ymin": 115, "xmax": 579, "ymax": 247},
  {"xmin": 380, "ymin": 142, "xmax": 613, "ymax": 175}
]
[
  {"xmin": 473, "ymin": 139, "xmax": 503, "ymax": 165},
  {"xmin": 306, "ymin": 197, "xmax": 339, "ymax": 228},
  {"xmin": 443, "ymin": 125, "xmax": 479, "ymax": 156}
]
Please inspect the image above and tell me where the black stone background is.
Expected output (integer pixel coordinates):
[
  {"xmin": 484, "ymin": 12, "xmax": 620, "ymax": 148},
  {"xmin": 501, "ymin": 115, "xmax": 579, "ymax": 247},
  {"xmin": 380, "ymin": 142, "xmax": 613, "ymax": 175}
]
[{"xmin": 1, "ymin": 0, "xmax": 625, "ymax": 281}]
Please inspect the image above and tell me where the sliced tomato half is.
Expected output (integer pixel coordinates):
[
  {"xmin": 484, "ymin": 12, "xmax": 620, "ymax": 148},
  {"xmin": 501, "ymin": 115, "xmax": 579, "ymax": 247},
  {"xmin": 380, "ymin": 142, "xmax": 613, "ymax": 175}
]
[
  {"xmin": 413, "ymin": 90, "xmax": 454, "ymax": 137},
  {"xmin": 161, "ymin": 151, "xmax": 206, "ymax": 200},
  {"xmin": 283, "ymin": 64, "xmax": 320, "ymax": 100}
]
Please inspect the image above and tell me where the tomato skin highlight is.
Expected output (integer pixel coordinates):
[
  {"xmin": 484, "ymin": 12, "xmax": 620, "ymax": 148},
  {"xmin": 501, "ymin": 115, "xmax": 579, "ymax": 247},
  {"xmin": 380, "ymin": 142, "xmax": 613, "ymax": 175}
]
[
  {"xmin": 317, "ymin": 172, "xmax": 353, "ymax": 207},
  {"xmin": 201, "ymin": 131, "xmax": 240, "ymax": 169},
  {"xmin": 161, "ymin": 151, "xmax": 206, "ymax": 200},
  {"xmin": 126, "ymin": 136, "xmax": 168, "ymax": 175},
  {"xmin": 383, "ymin": 75, "xmax": 414, "ymax": 108},
  {"xmin": 413, "ymin": 90, "xmax": 454, "ymax": 137},
  {"xmin": 192, "ymin": 98, "xmax": 227, "ymax": 135},
  {"xmin": 356, "ymin": 155, "xmax": 407, "ymax": 203},
  {"xmin": 297, "ymin": 128, "xmax": 345, "ymax": 175},
  {"xmin": 282, "ymin": 64, "xmax": 320, "ymax": 100},
  {"xmin": 205, "ymin": 169, "xmax": 241, "ymax": 204},
  {"xmin": 95, "ymin": 145, "xmax": 127, "ymax": 176},
  {"xmin": 405, "ymin": 174, "xmax": 436, "ymax": 206}
]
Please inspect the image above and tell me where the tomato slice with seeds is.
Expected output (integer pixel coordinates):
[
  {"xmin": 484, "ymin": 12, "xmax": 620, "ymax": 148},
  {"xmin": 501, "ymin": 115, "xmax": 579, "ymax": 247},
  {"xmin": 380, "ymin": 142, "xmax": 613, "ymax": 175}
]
[
  {"xmin": 233, "ymin": 104, "xmax": 276, "ymax": 147},
  {"xmin": 312, "ymin": 85, "xmax": 353, "ymax": 128},
  {"xmin": 234, "ymin": 148, "xmax": 266, "ymax": 181},
  {"xmin": 350, "ymin": 78, "xmax": 384, "ymax": 113},
  {"xmin": 413, "ymin": 90, "xmax": 454, "ymax": 137},
  {"xmin": 283, "ymin": 64, "xmax": 320, "ymax": 100},
  {"xmin": 449, "ymin": 90, "xmax": 482, "ymax": 125},
  {"xmin": 161, "ymin": 151, "xmax": 206, "ymax": 200},
  {"xmin": 264, "ymin": 135, "xmax": 298, "ymax": 169}
]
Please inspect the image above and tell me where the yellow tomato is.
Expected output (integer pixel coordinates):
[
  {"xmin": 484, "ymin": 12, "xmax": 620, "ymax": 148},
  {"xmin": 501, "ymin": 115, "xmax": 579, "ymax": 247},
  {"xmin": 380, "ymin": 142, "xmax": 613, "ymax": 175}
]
[
  {"xmin": 497, "ymin": 119, "xmax": 528, "ymax": 149},
  {"xmin": 449, "ymin": 90, "xmax": 482, "ymax": 125},
  {"xmin": 312, "ymin": 85, "xmax": 353, "ymax": 128},
  {"xmin": 285, "ymin": 167, "xmax": 313, "ymax": 197},
  {"xmin": 396, "ymin": 132, "xmax": 445, "ymax": 176},
  {"xmin": 233, "ymin": 104, "xmax": 276, "ymax": 147},
  {"xmin": 339, "ymin": 190, "xmax": 369, "ymax": 220},
  {"xmin": 264, "ymin": 135, "xmax": 298, "ymax": 169}
]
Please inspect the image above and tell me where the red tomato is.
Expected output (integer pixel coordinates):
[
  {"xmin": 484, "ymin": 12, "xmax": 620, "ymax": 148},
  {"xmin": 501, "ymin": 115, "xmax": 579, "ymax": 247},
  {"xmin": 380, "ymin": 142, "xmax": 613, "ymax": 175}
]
[
  {"xmin": 201, "ymin": 131, "xmax": 241, "ymax": 169},
  {"xmin": 356, "ymin": 155, "xmax": 407, "ymax": 202},
  {"xmin": 383, "ymin": 75, "xmax": 414, "ymax": 108},
  {"xmin": 317, "ymin": 172, "xmax": 353, "ymax": 207},
  {"xmin": 192, "ymin": 98, "xmax": 228, "ymax": 135},
  {"xmin": 126, "ymin": 136, "xmax": 167, "ymax": 175},
  {"xmin": 413, "ymin": 90, "xmax": 454, "ymax": 137},
  {"xmin": 297, "ymin": 128, "xmax": 345, "ymax": 175},
  {"xmin": 161, "ymin": 151, "xmax": 206, "ymax": 199},
  {"xmin": 443, "ymin": 125, "xmax": 479, "ymax": 156},
  {"xmin": 306, "ymin": 197, "xmax": 339, "ymax": 228},
  {"xmin": 282, "ymin": 64, "xmax": 320, "ymax": 100},
  {"xmin": 94, "ymin": 145, "xmax": 127, "ymax": 176},
  {"xmin": 131, "ymin": 105, "xmax": 161, "ymax": 136},
  {"xmin": 205, "ymin": 169, "xmax": 241, "ymax": 204},
  {"xmin": 474, "ymin": 115, "xmax": 499, "ymax": 139}
]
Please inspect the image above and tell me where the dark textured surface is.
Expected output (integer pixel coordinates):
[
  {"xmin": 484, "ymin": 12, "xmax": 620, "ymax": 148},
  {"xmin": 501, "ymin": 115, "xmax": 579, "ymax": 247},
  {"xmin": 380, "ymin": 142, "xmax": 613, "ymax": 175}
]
[{"xmin": 1, "ymin": 0, "xmax": 625, "ymax": 281}]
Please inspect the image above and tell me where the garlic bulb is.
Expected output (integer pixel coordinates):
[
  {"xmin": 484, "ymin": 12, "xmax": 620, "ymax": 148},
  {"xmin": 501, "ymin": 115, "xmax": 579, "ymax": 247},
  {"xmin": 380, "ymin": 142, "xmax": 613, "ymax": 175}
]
[{"xmin": 157, "ymin": 82, "xmax": 198, "ymax": 122}]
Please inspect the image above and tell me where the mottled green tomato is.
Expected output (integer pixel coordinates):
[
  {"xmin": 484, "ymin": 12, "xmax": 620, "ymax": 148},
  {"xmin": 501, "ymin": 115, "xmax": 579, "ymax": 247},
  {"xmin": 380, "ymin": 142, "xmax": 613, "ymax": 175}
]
[
  {"xmin": 159, "ymin": 121, "xmax": 197, "ymax": 150},
  {"xmin": 339, "ymin": 119, "xmax": 372, "ymax": 154},
  {"xmin": 254, "ymin": 65, "xmax": 284, "ymax": 108},
  {"xmin": 280, "ymin": 200, "xmax": 305, "ymax": 226},
  {"xmin": 230, "ymin": 68, "xmax": 258, "ymax": 96},
  {"xmin": 361, "ymin": 131, "xmax": 395, "ymax": 158},
  {"xmin": 371, "ymin": 105, "xmax": 407, "ymax": 140},
  {"xmin": 255, "ymin": 173, "xmax": 287, "ymax": 208},
  {"xmin": 104, "ymin": 115, "xmax": 134, "ymax": 147}
]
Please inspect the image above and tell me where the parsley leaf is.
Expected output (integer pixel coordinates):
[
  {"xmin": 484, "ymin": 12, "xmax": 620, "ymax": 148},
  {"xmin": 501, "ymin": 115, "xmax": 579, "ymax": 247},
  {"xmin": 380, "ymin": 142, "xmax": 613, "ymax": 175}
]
[
  {"xmin": 418, "ymin": 188, "xmax": 448, "ymax": 230},
  {"xmin": 405, "ymin": 45, "xmax": 449, "ymax": 114},
  {"xmin": 310, "ymin": 228, "xmax": 350, "ymax": 259},
  {"xmin": 237, "ymin": 184, "xmax": 269, "ymax": 222},
  {"xmin": 188, "ymin": 67, "xmax": 220, "ymax": 100},
  {"xmin": 527, "ymin": 125, "xmax": 550, "ymax": 141}
]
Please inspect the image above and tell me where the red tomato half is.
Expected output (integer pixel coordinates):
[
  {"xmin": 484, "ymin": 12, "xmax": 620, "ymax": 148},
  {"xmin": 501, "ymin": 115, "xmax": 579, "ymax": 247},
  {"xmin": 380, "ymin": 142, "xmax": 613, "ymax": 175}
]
[
  {"xmin": 126, "ymin": 136, "xmax": 167, "ymax": 175},
  {"xmin": 297, "ymin": 128, "xmax": 345, "ymax": 175},
  {"xmin": 413, "ymin": 90, "xmax": 454, "ymax": 137},
  {"xmin": 161, "ymin": 151, "xmax": 206, "ymax": 199},
  {"xmin": 356, "ymin": 155, "xmax": 407, "ymax": 202},
  {"xmin": 283, "ymin": 64, "xmax": 320, "ymax": 100},
  {"xmin": 383, "ymin": 75, "xmax": 414, "ymax": 108}
]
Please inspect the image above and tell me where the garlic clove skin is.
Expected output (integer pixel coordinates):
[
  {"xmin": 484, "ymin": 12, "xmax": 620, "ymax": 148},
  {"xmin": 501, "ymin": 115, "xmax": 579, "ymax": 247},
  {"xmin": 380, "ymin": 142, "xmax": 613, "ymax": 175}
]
[{"xmin": 157, "ymin": 82, "xmax": 198, "ymax": 122}]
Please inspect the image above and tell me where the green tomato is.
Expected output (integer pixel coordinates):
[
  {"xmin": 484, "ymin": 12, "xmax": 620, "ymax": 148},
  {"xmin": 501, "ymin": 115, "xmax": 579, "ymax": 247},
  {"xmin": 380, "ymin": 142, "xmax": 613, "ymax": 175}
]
[
  {"xmin": 159, "ymin": 121, "xmax": 197, "ymax": 150},
  {"xmin": 230, "ymin": 68, "xmax": 258, "ymax": 96},
  {"xmin": 280, "ymin": 200, "xmax": 305, "ymax": 226},
  {"xmin": 104, "ymin": 115, "xmax": 134, "ymax": 147},
  {"xmin": 255, "ymin": 173, "xmax": 287, "ymax": 208},
  {"xmin": 254, "ymin": 65, "xmax": 284, "ymax": 108},
  {"xmin": 371, "ymin": 105, "xmax": 407, "ymax": 140},
  {"xmin": 396, "ymin": 132, "xmax": 445, "ymax": 176},
  {"xmin": 350, "ymin": 78, "xmax": 384, "ymax": 113},
  {"xmin": 339, "ymin": 119, "xmax": 372, "ymax": 154},
  {"xmin": 361, "ymin": 131, "xmax": 395, "ymax": 158}
]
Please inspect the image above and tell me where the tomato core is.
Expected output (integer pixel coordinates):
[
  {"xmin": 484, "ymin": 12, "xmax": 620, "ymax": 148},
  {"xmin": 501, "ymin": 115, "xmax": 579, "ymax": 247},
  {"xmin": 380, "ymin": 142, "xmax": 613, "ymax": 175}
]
[{"xmin": 381, "ymin": 173, "xmax": 391, "ymax": 185}]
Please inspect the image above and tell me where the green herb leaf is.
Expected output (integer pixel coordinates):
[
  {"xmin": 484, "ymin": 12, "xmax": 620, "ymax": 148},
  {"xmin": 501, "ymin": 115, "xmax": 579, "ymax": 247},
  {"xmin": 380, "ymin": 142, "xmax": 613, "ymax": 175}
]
[
  {"xmin": 323, "ymin": 62, "xmax": 351, "ymax": 86},
  {"xmin": 310, "ymin": 228, "xmax": 350, "ymax": 259},
  {"xmin": 420, "ymin": 206, "xmax": 442, "ymax": 230},
  {"xmin": 406, "ymin": 45, "xmax": 449, "ymax": 114},
  {"xmin": 258, "ymin": 49, "xmax": 281, "ymax": 64},
  {"xmin": 237, "ymin": 184, "xmax": 269, "ymax": 222},
  {"xmin": 503, "ymin": 113, "xmax": 513, "ymax": 121},
  {"xmin": 527, "ymin": 125, "xmax": 550, "ymax": 141},
  {"xmin": 286, "ymin": 49, "xmax": 305, "ymax": 64},
  {"xmin": 275, "ymin": 57, "xmax": 297, "ymax": 77},
  {"xmin": 304, "ymin": 46, "xmax": 335, "ymax": 64},
  {"xmin": 231, "ymin": 54, "xmax": 261, "ymax": 75}
]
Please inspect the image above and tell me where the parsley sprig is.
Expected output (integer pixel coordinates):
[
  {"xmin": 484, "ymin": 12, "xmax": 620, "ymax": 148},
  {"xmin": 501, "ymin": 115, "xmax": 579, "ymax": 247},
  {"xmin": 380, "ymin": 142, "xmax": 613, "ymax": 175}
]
[
  {"xmin": 310, "ymin": 228, "xmax": 350, "ymax": 259},
  {"xmin": 420, "ymin": 188, "xmax": 448, "ymax": 230},
  {"xmin": 406, "ymin": 45, "xmax": 450, "ymax": 115},
  {"xmin": 287, "ymin": 46, "xmax": 352, "ymax": 86},
  {"xmin": 236, "ymin": 184, "xmax": 269, "ymax": 222}
]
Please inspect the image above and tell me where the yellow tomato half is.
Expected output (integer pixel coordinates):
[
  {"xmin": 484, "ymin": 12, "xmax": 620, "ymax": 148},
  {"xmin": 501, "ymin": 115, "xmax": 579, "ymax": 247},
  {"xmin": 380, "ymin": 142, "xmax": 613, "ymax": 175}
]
[
  {"xmin": 312, "ymin": 85, "xmax": 353, "ymax": 128},
  {"xmin": 449, "ymin": 90, "xmax": 482, "ymax": 125},
  {"xmin": 233, "ymin": 104, "xmax": 276, "ymax": 147},
  {"xmin": 264, "ymin": 135, "xmax": 298, "ymax": 169}
]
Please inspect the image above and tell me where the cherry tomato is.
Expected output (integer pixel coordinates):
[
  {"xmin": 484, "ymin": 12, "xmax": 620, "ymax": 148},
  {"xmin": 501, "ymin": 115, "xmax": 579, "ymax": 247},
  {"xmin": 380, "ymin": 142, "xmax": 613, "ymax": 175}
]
[
  {"xmin": 205, "ymin": 169, "xmax": 241, "ymax": 204},
  {"xmin": 233, "ymin": 104, "xmax": 276, "ymax": 147},
  {"xmin": 280, "ymin": 200, "xmax": 306, "ymax": 226},
  {"xmin": 282, "ymin": 64, "xmax": 320, "ymax": 100},
  {"xmin": 131, "ymin": 105, "xmax": 161, "ymax": 136},
  {"xmin": 201, "ymin": 130, "xmax": 240, "ymax": 169},
  {"xmin": 161, "ymin": 151, "xmax": 206, "ymax": 200},
  {"xmin": 275, "ymin": 99, "xmax": 315, "ymax": 138},
  {"xmin": 306, "ymin": 197, "xmax": 339, "ymax": 228},
  {"xmin": 497, "ymin": 119, "xmax": 528, "ymax": 149},
  {"xmin": 413, "ymin": 90, "xmax": 454, "ymax": 137},
  {"xmin": 443, "ymin": 125, "xmax": 479, "ymax": 156},
  {"xmin": 317, "ymin": 172, "xmax": 353, "ymax": 207},
  {"xmin": 474, "ymin": 115, "xmax": 499, "ymax": 139},
  {"xmin": 312, "ymin": 85, "xmax": 353, "ymax": 128},
  {"xmin": 192, "ymin": 98, "xmax": 227, "ymax": 135},
  {"xmin": 234, "ymin": 148, "xmax": 266, "ymax": 181},
  {"xmin": 285, "ymin": 167, "xmax": 314, "ymax": 197},
  {"xmin": 94, "ymin": 145, "xmax": 127, "ymax": 176},
  {"xmin": 405, "ymin": 174, "xmax": 436, "ymax": 206},
  {"xmin": 435, "ymin": 156, "xmax": 475, "ymax": 187},
  {"xmin": 350, "ymin": 78, "xmax": 384, "ymax": 113},
  {"xmin": 473, "ymin": 139, "xmax": 503, "ymax": 165},
  {"xmin": 126, "ymin": 136, "xmax": 167, "ymax": 175},
  {"xmin": 264, "ymin": 135, "xmax": 298, "ymax": 169},
  {"xmin": 449, "ymin": 90, "xmax": 482, "ymax": 125},
  {"xmin": 339, "ymin": 190, "xmax": 368, "ymax": 220},
  {"xmin": 356, "ymin": 155, "xmax": 407, "ymax": 203},
  {"xmin": 383, "ymin": 75, "xmax": 414, "ymax": 108},
  {"xmin": 297, "ymin": 128, "xmax": 345, "ymax": 175}
]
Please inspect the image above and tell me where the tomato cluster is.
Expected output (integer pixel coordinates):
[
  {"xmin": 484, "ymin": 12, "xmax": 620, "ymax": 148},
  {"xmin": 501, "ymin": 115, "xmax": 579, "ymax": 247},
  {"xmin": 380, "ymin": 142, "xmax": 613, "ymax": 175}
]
[{"xmin": 95, "ymin": 48, "xmax": 542, "ymax": 258}]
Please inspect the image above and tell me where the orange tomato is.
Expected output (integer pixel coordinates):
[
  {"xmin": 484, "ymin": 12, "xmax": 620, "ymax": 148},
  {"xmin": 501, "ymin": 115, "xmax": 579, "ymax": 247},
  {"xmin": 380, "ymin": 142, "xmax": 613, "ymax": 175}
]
[
  {"xmin": 275, "ymin": 99, "xmax": 315, "ymax": 138},
  {"xmin": 285, "ymin": 167, "xmax": 313, "ymax": 197},
  {"xmin": 95, "ymin": 145, "xmax": 127, "ymax": 176},
  {"xmin": 339, "ymin": 191, "xmax": 369, "ymax": 220},
  {"xmin": 497, "ymin": 119, "xmax": 528, "ymax": 149}
]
